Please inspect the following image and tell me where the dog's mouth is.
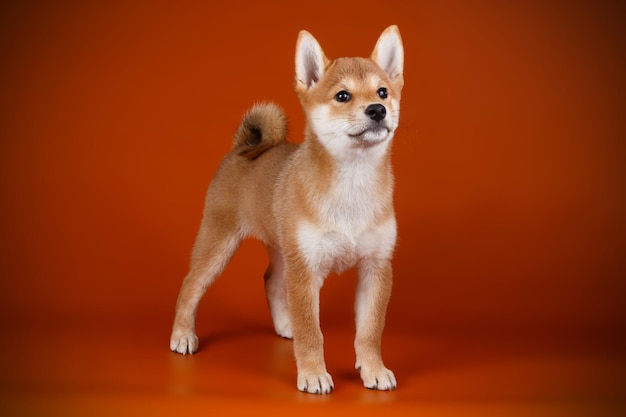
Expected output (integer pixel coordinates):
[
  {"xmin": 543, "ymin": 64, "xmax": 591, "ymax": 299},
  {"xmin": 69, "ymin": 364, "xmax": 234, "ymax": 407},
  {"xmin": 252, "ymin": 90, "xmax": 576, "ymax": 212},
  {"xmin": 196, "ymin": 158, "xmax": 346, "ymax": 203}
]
[{"xmin": 348, "ymin": 127, "xmax": 390, "ymax": 146}]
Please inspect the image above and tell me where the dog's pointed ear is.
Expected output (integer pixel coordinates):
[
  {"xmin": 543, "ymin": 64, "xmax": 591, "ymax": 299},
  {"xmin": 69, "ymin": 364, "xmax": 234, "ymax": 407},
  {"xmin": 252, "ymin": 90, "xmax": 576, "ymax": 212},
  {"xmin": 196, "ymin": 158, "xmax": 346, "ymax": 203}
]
[
  {"xmin": 295, "ymin": 30, "xmax": 328, "ymax": 91},
  {"xmin": 371, "ymin": 25, "xmax": 404, "ymax": 84}
]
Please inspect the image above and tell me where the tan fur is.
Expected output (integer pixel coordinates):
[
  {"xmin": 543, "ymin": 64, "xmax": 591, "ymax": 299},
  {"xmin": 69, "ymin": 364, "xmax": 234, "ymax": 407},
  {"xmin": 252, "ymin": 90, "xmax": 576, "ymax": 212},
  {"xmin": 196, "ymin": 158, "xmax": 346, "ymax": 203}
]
[{"xmin": 170, "ymin": 26, "xmax": 404, "ymax": 394}]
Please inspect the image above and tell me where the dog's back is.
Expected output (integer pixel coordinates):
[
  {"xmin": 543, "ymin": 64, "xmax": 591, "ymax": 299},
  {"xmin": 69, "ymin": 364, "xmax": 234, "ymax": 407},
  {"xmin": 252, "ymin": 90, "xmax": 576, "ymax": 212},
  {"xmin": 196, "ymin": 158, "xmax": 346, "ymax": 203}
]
[{"xmin": 204, "ymin": 103, "xmax": 297, "ymax": 247}]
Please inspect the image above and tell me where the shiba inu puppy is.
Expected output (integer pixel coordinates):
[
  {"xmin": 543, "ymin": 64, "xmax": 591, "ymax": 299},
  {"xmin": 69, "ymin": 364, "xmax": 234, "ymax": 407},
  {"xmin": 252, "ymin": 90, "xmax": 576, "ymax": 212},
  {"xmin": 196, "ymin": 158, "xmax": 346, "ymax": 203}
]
[{"xmin": 170, "ymin": 25, "xmax": 404, "ymax": 394}]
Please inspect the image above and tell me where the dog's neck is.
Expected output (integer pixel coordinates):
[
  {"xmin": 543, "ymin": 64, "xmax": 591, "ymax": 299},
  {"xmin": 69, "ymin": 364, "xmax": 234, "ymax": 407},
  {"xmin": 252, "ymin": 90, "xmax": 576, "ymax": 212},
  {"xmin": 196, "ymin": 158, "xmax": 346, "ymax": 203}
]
[{"xmin": 296, "ymin": 128, "xmax": 394, "ymax": 227}]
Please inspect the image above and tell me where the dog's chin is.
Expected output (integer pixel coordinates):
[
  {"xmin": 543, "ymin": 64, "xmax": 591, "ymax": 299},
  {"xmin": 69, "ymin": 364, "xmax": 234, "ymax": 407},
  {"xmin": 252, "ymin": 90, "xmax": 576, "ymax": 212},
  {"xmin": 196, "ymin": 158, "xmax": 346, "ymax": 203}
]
[{"xmin": 348, "ymin": 128, "xmax": 391, "ymax": 147}]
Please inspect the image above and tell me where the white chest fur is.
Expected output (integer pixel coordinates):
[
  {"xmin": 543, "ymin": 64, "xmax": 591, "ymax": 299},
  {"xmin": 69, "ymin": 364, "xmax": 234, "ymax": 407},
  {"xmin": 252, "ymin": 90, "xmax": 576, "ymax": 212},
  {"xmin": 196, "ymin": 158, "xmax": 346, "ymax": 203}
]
[
  {"xmin": 295, "ymin": 149, "xmax": 396, "ymax": 276},
  {"xmin": 296, "ymin": 217, "xmax": 396, "ymax": 276}
]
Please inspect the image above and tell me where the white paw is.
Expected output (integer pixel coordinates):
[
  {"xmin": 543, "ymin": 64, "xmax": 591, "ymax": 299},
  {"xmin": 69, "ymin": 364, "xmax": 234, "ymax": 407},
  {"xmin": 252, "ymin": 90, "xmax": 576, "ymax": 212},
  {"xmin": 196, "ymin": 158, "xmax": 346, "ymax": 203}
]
[
  {"xmin": 297, "ymin": 371, "xmax": 334, "ymax": 394},
  {"xmin": 359, "ymin": 366, "xmax": 396, "ymax": 391},
  {"xmin": 170, "ymin": 329, "xmax": 199, "ymax": 354}
]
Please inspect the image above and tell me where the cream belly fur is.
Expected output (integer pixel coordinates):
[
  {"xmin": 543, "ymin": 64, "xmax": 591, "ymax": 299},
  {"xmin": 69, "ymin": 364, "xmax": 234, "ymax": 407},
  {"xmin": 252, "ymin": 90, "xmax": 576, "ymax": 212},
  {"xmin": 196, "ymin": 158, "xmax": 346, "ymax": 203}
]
[{"xmin": 170, "ymin": 25, "xmax": 404, "ymax": 394}]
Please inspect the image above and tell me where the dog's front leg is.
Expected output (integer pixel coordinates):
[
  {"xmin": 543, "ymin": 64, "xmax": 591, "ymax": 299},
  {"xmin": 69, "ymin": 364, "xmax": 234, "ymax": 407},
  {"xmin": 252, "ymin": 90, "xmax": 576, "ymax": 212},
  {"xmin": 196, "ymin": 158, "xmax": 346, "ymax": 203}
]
[
  {"xmin": 284, "ymin": 257, "xmax": 334, "ymax": 394},
  {"xmin": 354, "ymin": 258, "xmax": 396, "ymax": 390}
]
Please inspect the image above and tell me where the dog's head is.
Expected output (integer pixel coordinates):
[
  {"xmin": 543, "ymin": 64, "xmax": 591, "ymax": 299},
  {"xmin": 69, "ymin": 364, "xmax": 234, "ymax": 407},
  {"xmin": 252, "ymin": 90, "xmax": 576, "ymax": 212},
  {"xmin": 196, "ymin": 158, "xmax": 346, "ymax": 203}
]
[{"xmin": 295, "ymin": 26, "xmax": 404, "ymax": 156}]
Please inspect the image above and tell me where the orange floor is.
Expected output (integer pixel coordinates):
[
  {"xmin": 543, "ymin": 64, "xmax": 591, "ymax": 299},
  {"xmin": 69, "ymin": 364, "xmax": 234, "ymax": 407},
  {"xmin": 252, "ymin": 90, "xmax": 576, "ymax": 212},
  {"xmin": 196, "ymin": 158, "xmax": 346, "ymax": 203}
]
[
  {"xmin": 1, "ymin": 314, "xmax": 624, "ymax": 416},
  {"xmin": 1, "ymin": 1, "xmax": 625, "ymax": 416}
]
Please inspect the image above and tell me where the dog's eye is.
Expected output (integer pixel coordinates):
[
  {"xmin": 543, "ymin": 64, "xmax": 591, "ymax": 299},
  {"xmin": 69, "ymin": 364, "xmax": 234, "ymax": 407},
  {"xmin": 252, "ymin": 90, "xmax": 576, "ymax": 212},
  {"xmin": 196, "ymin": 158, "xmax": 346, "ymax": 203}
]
[
  {"xmin": 377, "ymin": 87, "xmax": 388, "ymax": 99},
  {"xmin": 335, "ymin": 91, "xmax": 352, "ymax": 103}
]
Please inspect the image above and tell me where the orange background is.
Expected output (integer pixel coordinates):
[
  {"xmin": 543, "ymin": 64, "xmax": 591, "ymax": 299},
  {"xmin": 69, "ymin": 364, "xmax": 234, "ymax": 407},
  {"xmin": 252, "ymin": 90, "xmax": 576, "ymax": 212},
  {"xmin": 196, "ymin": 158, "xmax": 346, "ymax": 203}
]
[{"xmin": 1, "ymin": 1, "xmax": 625, "ymax": 416}]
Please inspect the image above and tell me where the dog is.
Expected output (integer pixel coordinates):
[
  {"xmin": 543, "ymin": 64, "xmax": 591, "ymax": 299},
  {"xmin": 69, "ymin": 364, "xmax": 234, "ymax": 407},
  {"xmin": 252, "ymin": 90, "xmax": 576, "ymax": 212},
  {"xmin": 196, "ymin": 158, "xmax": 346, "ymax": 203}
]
[{"xmin": 170, "ymin": 25, "xmax": 404, "ymax": 394}]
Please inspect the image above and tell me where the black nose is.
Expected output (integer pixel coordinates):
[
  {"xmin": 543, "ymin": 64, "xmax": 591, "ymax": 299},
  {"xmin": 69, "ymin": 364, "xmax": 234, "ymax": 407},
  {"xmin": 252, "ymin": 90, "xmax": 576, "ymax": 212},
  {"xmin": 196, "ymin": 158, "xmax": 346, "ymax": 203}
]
[{"xmin": 365, "ymin": 104, "xmax": 386, "ymax": 122}]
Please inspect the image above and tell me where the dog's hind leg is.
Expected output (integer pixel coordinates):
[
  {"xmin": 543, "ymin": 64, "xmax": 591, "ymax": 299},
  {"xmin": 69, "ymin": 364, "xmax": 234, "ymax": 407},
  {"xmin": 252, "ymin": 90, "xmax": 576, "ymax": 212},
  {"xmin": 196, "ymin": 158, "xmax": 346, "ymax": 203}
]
[
  {"xmin": 170, "ymin": 217, "xmax": 242, "ymax": 354},
  {"xmin": 264, "ymin": 245, "xmax": 293, "ymax": 339}
]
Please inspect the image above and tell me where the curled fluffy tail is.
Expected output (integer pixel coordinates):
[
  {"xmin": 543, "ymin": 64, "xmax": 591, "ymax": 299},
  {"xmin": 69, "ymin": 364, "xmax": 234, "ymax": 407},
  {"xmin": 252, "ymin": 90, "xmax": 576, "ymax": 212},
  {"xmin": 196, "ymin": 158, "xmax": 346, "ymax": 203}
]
[{"xmin": 233, "ymin": 103, "xmax": 288, "ymax": 160}]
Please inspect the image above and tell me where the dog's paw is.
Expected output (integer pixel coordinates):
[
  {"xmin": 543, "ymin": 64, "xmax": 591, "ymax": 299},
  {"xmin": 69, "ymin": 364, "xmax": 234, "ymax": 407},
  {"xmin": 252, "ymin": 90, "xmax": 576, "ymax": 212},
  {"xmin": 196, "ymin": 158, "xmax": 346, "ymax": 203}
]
[
  {"xmin": 358, "ymin": 365, "xmax": 397, "ymax": 391},
  {"xmin": 297, "ymin": 371, "xmax": 334, "ymax": 394},
  {"xmin": 169, "ymin": 329, "xmax": 199, "ymax": 355}
]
